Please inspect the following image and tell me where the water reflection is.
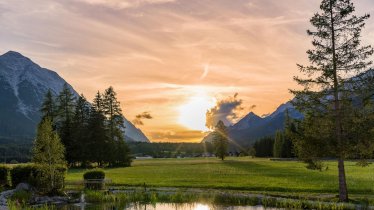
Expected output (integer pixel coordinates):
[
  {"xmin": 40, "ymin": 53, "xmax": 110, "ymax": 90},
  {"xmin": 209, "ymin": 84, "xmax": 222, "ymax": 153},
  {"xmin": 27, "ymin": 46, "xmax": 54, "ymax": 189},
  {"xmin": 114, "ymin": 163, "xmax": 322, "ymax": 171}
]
[{"xmin": 60, "ymin": 203, "xmax": 280, "ymax": 210}]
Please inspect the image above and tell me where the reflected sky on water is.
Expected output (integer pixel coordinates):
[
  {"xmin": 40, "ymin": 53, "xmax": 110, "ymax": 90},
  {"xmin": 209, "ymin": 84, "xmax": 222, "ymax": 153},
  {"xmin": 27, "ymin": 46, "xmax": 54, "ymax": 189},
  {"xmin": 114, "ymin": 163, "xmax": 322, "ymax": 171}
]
[{"xmin": 65, "ymin": 203, "xmax": 280, "ymax": 210}]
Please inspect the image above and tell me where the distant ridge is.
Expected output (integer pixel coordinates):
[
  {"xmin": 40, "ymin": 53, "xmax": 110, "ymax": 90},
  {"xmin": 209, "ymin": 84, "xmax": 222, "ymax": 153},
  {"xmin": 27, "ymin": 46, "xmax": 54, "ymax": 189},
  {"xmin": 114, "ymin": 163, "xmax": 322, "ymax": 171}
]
[{"xmin": 201, "ymin": 101, "xmax": 303, "ymax": 147}]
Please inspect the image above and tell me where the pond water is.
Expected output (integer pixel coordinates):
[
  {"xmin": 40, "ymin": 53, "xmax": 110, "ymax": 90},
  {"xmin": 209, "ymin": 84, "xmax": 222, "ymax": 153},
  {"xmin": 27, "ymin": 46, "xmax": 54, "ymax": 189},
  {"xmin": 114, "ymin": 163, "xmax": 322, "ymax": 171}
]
[{"xmin": 59, "ymin": 203, "xmax": 281, "ymax": 210}]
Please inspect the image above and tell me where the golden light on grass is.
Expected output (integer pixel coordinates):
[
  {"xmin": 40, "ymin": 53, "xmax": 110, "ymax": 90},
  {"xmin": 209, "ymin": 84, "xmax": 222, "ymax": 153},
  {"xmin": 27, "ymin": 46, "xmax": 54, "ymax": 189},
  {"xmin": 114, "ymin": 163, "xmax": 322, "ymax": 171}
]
[{"xmin": 178, "ymin": 90, "xmax": 216, "ymax": 132}]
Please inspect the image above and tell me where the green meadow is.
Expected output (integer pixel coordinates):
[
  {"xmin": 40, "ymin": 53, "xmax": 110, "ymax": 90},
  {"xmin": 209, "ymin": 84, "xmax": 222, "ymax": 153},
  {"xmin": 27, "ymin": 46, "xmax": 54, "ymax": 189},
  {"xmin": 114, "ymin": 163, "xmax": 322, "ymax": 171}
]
[{"xmin": 66, "ymin": 157, "xmax": 374, "ymax": 196}]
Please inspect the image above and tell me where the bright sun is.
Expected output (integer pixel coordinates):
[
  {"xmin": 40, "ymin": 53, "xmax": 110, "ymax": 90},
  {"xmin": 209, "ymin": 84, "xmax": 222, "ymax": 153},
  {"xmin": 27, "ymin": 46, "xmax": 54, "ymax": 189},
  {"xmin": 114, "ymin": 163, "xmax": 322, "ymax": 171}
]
[{"xmin": 178, "ymin": 91, "xmax": 216, "ymax": 131}]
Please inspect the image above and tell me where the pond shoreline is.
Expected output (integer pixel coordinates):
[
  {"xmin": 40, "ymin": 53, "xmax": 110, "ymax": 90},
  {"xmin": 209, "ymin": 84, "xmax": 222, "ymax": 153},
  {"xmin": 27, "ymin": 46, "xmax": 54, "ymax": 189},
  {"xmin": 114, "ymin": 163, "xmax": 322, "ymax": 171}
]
[
  {"xmin": 2, "ymin": 185, "xmax": 374, "ymax": 209},
  {"xmin": 83, "ymin": 186, "xmax": 374, "ymax": 210}
]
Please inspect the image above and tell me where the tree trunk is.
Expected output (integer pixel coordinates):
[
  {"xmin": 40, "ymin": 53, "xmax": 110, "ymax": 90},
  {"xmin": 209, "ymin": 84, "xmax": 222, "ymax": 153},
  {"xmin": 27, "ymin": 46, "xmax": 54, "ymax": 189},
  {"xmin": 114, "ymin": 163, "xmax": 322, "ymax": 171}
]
[
  {"xmin": 329, "ymin": 0, "xmax": 349, "ymax": 202},
  {"xmin": 338, "ymin": 159, "xmax": 348, "ymax": 201},
  {"xmin": 51, "ymin": 167, "xmax": 55, "ymax": 193}
]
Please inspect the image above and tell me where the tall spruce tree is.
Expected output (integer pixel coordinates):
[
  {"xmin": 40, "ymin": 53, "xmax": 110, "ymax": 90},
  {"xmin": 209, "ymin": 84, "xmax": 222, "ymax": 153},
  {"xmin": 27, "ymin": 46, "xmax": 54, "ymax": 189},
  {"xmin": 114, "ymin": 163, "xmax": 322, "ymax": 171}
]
[
  {"xmin": 40, "ymin": 90, "xmax": 56, "ymax": 124},
  {"xmin": 273, "ymin": 131, "xmax": 285, "ymax": 158},
  {"xmin": 102, "ymin": 87, "xmax": 132, "ymax": 166},
  {"xmin": 56, "ymin": 83, "xmax": 76, "ymax": 124},
  {"xmin": 56, "ymin": 83, "xmax": 76, "ymax": 164},
  {"xmin": 103, "ymin": 87, "xmax": 124, "ymax": 141},
  {"xmin": 291, "ymin": 0, "xmax": 374, "ymax": 201},
  {"xmin": 88, "ymin": 91, "xmax": 109, "ymax": 166},
  {"xmin": 93, "ymin": 91, "xmax": 104, "ymax": 113},
  {"xmin": 212, "ymin": 120, "xmax": 228, "ymax": 161},
  {"xmin": 273, "ymin": 110, "xmax": 295, "ymax": 158},
  {"xmin": 278, "ymin": 111, "xmax": 295, "ymax": 158},
  {"xmin": 71, "ymin": 94, "xmax": 91, "ymax": 166},
  {"xmin": 113, "ymin": 140, "xmax": 132, "ymax": 167}
]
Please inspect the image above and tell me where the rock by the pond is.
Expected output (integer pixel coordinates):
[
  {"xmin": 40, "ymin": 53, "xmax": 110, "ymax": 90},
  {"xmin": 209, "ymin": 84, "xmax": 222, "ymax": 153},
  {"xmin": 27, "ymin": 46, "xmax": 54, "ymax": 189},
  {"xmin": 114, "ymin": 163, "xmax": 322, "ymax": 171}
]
[
  {"xmin": 51, "ymin": 196, "xmax": 69, "ymax": 204},
  {"xmin": 15, "ymin": 183, "xmax": 32, "ymax": 192},
  {"xmin": 0, "ymin": 189, "xmax": 16, "ymax": 209},
  {"xmin": 31, "ymin": 195, "xmax": 70, "ymax": 205},
  {"xmin": 0, "ymin": 187, "xmax": 75, "ymax": 209},
  {"xmin": 32, "ymin": 196, "xmax": 53, "ymax": 204}
]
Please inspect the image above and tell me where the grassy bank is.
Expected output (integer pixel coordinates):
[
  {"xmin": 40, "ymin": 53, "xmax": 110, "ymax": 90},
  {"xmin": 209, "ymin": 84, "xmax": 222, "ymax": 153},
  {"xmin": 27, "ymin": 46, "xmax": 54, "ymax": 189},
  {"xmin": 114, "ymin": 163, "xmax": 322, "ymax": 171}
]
[{"xmin": 66, "ymin": 157, "xmax": 374, "ymax": 195}]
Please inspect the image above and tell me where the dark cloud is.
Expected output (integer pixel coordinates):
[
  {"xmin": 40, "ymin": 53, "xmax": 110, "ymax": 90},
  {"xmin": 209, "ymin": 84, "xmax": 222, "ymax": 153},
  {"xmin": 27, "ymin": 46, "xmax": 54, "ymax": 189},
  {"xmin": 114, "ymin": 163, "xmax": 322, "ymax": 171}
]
[
  {"xmin": 132, "ymin": 111, "xmax": 153, "ymax": 125},
  {"xmin": 206, "ymin": 93, "xmax": 252, "ymax": 129}
]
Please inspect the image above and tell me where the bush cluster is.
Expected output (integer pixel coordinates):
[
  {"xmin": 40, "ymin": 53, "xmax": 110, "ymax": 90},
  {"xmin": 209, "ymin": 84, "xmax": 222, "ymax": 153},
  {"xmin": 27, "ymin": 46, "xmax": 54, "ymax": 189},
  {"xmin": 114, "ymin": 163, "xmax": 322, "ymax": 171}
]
[
  {"xmin": 10, "ymin": 165, "xmax": 38, "ymax": 187},
  {"xmin": 83, "ymin": 170, "xmax": 105, "ymax": 180},
  {"xmin": 83, "ymin": 170, "xmax": 105, "ymax": 190},
  {"xmin": 305, "ymin": 159, "xmax": 327, "ymax": 171},
  {"xmin": 10, "ymin": 165, "xmax": 66, "ymax": 193},
  {"xmin": 0, "ymin": 165, "xmax": 9, "ymax": 186}
]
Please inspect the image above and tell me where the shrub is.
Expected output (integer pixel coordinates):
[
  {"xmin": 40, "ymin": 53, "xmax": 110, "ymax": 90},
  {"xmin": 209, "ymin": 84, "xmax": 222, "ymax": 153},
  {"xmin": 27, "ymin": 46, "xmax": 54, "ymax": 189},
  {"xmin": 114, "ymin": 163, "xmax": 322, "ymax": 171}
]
[
  {"xmin": 36, "ymin": 165, "xmax": 67, "ymax": 194},
  {"xmin": 84, "ymin": 170, "xmax": 105, "ymax": 190},
  {"xmin": 10, "ymin": 165, "xmax": 38, "ymax": 187},
  {"xmin": 305, "ymin": 159, "xmax": 326, "ymax": 171},
  {"xmin": 10, "ymin": 164, "xmax": 66, "ymax": 194},
  {"xmin": 83, "ymin": 170, "xmax": 105, "ymax": 180},
  {"xmin": 0, "ymin": 165, "xmax": 9, "ymax": 186}
]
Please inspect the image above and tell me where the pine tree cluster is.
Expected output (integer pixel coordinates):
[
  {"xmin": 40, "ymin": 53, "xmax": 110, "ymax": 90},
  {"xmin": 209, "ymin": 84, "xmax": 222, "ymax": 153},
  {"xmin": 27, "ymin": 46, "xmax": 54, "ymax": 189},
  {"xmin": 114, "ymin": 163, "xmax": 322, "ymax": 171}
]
[{"xmin": 40, "ymin": 84, "xmax": 132, "ymax": 168}]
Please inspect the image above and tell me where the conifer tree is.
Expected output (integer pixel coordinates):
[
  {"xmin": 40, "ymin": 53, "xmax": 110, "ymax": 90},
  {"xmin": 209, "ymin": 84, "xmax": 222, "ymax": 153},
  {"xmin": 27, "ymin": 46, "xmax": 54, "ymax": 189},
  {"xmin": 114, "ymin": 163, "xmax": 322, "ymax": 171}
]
[
  {"xmin": 212, "ymin": 120, "xmax": 228, "ymax": 160},
  {"xmin": 291, "ymin": 0, "xmax": 374, "ymax": 201},
  {"xmin": 88, "ymin": 92, "xmax": 109, "ymax": 166},
  {"xmin": 273, "ymin": 131, "xmax": 284, "ymax": 158},
  {"xmin": 93, "ymin": 91, "xmax": 104, "ymax": 113},
  {"xmin": 102, "ymin": 87, "xmax": 132, "ymax": 166},
  {"xmin": 273, "ymin": 110, "xmax": 295, "ymax": 158},
  {"xmin": 40, "ymin": 90, "xmax": 56, "ymax": 124},
  {"xmin": 103, "ymin": 87, "xmax": 124, "ymax": 141},
  {"xmin": 56, "ymin": 83, "xmax": 76, "ymax": 124},
  {"xmin": 32, "ymin": 118, "xmax": 66, "ymax": 193},
  {"xmin": 113, "ymin": 140, "xmax": 132, "ymax": 167},
  {"xmin": 71, "ymin": 94, "xmax": 91, "ymax": 166},
  {"xmin": 253, "ymin": 137, "xmax": 274, "ymax": 157},
  {"xmin": 56, "ymin": 83, "xmax": 76, "ymax": 164}
]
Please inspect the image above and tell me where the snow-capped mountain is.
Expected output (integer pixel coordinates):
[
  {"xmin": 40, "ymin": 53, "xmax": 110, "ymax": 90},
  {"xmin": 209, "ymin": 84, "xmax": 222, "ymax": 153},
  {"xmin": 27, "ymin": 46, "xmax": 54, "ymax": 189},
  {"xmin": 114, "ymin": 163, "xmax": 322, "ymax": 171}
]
[
  {"xmin": 0, "ymin": 51, "xmax": 149, "ymax": 142},
  {"xmin": 202, "ymin": 101, "xmax": 303, "ymax": 147}
]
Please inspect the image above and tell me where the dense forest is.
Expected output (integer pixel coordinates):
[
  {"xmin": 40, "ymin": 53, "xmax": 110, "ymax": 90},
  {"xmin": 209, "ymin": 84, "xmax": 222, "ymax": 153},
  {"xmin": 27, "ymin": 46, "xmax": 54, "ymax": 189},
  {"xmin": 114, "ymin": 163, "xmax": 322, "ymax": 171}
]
[{"xmin": 39, "ymin": 85, "xmax": 132, "ymax": 167}]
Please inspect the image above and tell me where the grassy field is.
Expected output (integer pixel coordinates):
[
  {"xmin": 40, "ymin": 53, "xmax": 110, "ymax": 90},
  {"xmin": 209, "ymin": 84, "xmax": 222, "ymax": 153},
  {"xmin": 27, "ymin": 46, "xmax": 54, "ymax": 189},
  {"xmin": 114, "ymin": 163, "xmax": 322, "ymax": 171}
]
[{"xmin": 66, "ymin": 157, "xmax": 374, "ymax": 195}]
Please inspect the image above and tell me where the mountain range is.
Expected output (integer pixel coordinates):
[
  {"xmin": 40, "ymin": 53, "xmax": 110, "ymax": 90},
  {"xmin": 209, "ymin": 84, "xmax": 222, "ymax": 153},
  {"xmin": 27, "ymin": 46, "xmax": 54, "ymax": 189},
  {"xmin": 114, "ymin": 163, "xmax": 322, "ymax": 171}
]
[
  {"xmin": 202, "ymin": 68, "xmax": 374, "ymax": 147},
  {"xmin": 0, "ymin": 51, "xmax": 149, "ymax": 143},
  {"xmin": 202, "ymin": 101, "xmax": 303, "ymax": 147}
]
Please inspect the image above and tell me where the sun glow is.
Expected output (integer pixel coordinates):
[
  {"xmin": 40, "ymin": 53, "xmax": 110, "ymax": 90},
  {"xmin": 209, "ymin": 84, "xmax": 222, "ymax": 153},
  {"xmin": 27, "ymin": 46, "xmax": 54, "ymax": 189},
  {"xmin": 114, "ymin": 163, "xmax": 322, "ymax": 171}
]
[
  {"xmin": 194, "ymin": 204, "xmax": 210, "ymax": 210},
  {"xmin": 178, "ymin": 91, "xmax": 216, "ymax": 131}
]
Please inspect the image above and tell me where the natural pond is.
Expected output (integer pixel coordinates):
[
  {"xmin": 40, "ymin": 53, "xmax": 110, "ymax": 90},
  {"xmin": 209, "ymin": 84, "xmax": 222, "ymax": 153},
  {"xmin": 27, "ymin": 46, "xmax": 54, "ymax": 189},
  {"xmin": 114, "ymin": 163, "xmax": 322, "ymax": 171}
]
[{"xmin": 58, "ymin": 202, "xmax": 281, "ymax": 210}]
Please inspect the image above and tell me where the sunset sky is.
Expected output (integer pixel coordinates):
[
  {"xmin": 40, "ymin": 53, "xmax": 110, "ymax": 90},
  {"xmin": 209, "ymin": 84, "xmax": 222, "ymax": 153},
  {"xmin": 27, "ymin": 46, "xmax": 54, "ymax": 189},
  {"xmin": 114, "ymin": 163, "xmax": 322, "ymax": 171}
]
[{"xmin": 1, "ymin": 0, "xmax": 374, "ymax": 142}]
